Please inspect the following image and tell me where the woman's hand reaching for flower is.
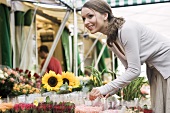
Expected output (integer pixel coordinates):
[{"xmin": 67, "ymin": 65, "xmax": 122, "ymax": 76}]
[{"xmin": 89, "ymin": 88, "xmax": 103, "ymax": 100}]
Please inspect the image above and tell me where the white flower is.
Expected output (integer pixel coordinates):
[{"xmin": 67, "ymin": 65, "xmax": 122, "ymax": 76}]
[
  {"xmin": 83, "ymin": 76, "xmax": 90, "ymax": 81},
  {"xmin": 0, "ymin": 70, "xmax": 3, "ymax": 74},
  {"xmin": 4, "ymin": 72, "xmax": 8, "ymax": 78},
  {"xmin": 0, "ymin": 74, "xmax": 5, "ymax": 79}
]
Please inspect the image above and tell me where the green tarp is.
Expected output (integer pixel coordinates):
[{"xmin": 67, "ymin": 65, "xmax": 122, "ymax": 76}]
[
  {"xmin": 61, "ymin": 28, "xmax": 71, "ymax": 71},
  {"xmin": 61, "ymin": 28, "xmax": 84, "ymax": 76},
  {"xmin": 0, "ymin": 4, "xmax": 12, "ymax": 68},
  {"xmin": 75, "ymin": 0, "xmax": 170, "ymax": 8}
]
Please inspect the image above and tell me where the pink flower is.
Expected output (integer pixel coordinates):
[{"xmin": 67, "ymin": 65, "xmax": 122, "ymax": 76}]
[
  {"xmin": 3, "ymin": 67, "xmax": 8, "ymax": 72},
  {"xmin": 7, "ymin": 70, "xmax": 11, "ymax": 75},
  {"xmin": 140, "ymin": 84, "xmax": 150, "ymax": 95},
  {"xmin": 29, "ymin": 81, "xmax": 34, "ymax": 86},
  {"xmin": 10, "ymin": 78, "xmax": 15, "ymax": 82},
  {"xmin": 19, "ymin": 76, "xmax": 24, "ymax": 81},
  {"xmin": 13, "ymin": 104, "xmax": 20, "ymax": 112},
  {"xmin": 1, "ymin": 80, "xmax": 5, "ymax": 84},
  {"xmin": 13, "ymin": 103, "xmax": 36, "ymax": 112},
  {"xmin": 13, "ymin": 71, "xmax": 19, "ymax": 77},
  {"xmin": 36, "ymin": 82, "xmax": 41, "ymax": 89}
]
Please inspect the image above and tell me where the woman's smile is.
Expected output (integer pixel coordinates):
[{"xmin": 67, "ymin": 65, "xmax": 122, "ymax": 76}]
[{"xmin": 81, "ymin": 7, "xmax": 107, "ymax": 34}]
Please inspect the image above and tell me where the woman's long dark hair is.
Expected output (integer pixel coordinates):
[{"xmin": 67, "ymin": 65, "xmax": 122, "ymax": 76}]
[{"xmin": 82, "ymin": 0, "xmax": 125, "ymax": 47}]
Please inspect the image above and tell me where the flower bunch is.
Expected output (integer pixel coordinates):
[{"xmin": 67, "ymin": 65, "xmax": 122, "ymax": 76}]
[
  {"xmin": 14, "ymin": 68, "xmax": 41, "ymax": 88},
  {"xmin": 11, "ymin": 83, "xmax": 40, "ymax": 96},
  {"xmin": 34, "ymin": 96, "xmax": 75, "ymax": 113},
  {"xmin": 41, "ymin": 71, "xmax": 82, "ymax": 94},
  {"xmin": 0, "ymin": 102, "xmax": 14, "ymax": 113},
  {"xmin": 13, "ymin": 103, "xmax": 36, "ymax": 113},
  {"xmin": 53, "ymin": 102, "xmax": 75, "ymax": 113},
  {"xmin": 36, "ymin": 103, "xmax": 53, "ymax": 113},
  {"xmin": 0, "ymin": 65, "xmax": 19, "ymax": 98}
]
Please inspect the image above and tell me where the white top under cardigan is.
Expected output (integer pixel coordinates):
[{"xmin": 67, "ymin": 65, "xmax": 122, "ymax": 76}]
[{"xmin": 98, "ymin": 19, "xmax": 170, "ymax": 95}]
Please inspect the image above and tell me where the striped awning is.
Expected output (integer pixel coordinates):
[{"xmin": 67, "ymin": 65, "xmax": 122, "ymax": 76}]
[{"xmin": 63, "ymin": 0, "xmax": 170, "ymax": 10}]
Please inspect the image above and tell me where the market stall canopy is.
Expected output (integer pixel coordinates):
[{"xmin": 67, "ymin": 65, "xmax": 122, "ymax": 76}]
[
  {"xmin": 69, "ymin": 0, "xmax": 170, "ymax": 10},
  {"xmin": 8, "ymin": 0, "xmax": 170, "ymax": 39},
  {"xmin": 1, "ymin": 0, "xmax": 170, "ymax": 40}
]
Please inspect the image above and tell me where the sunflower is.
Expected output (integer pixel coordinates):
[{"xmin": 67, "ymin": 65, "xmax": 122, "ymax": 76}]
[
  {"xmin": 73, "ymin": 77, "xmax": 80, "ymax": 88},
  {"xmin": 61, "ymin": 72, "xmax": 76, "ymax": 86},
  {"xmin": 42, "ymin": 71, "xmax": 63, "ymax": 91}
]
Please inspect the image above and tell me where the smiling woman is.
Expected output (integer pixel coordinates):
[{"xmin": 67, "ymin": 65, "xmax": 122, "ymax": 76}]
[
  {"xmin": 81, "ymin": 0, "xmax": 170, "ymax": 113},
  {"xmin": 81, "ymin": 6, "xmax": 109, "ymax": 34}
]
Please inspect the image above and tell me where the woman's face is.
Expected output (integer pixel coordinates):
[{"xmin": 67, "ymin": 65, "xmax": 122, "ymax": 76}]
[{"xmin": 81, "ymin": 7, "xmax": 107, "ymax": 34}]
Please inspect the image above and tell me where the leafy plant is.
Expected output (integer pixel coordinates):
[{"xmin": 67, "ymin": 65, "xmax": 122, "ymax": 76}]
[
  {"xmin": 85, "ymin": 65, "xmax": 103, "ymax": 87},
  {"xmin": 118, "ymin": 77, "xmax": 147, "ymax": 101},
  {"xmin": 83, "ymin": 65, "xmax": 115, "ymax": 93}
]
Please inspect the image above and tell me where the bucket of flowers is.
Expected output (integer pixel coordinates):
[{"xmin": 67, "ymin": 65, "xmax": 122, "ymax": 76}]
[
  {"xmin": 0, "ymin": 65, "xmax": 19, "ymax": 98},
  {"xmin": 9, "ymin": 68, "xmax": 41, "ymax": 97}
]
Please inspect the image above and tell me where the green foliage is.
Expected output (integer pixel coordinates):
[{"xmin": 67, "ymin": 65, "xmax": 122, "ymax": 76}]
[
  {"xmin": 118, "ymin": 77, "xmax": 147, "ymax": 101},
  {"xmin": 56, "ymin": 83, "xmax": 70, "ymax": 94},
  {"xmin": 83, "ymin": 65, "xmax": 106, "ymax": 92},
  {"xmin": 81, "ymin": 79, "xmax": 95, "ymax": 92},
  {"xmin": 85, "ymin": 66, "xmax": 104, "ymax": 87},
  {"xmin": 84, "ymin": 64, "xmax": 115, "ymax": 92},
  {"xmin": 46, "ymin": 96, "xmax": 53, "ymax": 104}
]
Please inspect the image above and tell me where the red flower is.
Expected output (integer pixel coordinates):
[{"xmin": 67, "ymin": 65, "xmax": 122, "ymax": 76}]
[
  {"xmin": 13, "ymin": 103, "xmax": 36, "ymax": 112},
  {"xmin": 144, "ymin": 109, "xmax": 153, "ymax": 113},
  {"xmin": 28, "ymin": 73, "xmax": 31, "ymax": 78},
  {"xmin": 13, "ymin": 104, "xmax": 20, "ymax": 112},
  {"xmin": 16, "ymin": 68, "xmax": 19, "ymax": 71},
  {"xmin": 37, "ymin": 103, "xmax": 53, "ymax": 112},
  {"xmin": 19, "ymin": 69, "xmax": 23, "ymax": 73},
  {"xmin": 25, "ymin": 70, "xmax": 29, "ymax": 74},
  {"xmin": 33, "ymin": 73, "xmax": 40, "ymax": 79}
]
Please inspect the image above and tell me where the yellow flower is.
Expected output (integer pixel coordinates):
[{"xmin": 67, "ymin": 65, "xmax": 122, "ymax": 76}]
[
  {"xmin": 22, "ymin": 89, "xmax": 27, "ymax": 94},
  {"xmin": 35, "ymin": 88, "xmax": 40, "ymax": 93},
  {"xmin": 90, "ymin": 75, "xmax": 97, "ymax": 83},
  {"xmin": 62, "ymin": 72, "xmax": 75, "ymax": 86},
  {"xmin": 68, "ymin": 86, "xmax": 72, "ymax": 92},
  {"xmin": 73, "ymin": 77, "xmax": 80, "ymax": 88},
  {"xmin": 42, "ymin": 71, "xmax": 63, "ymax": 92},
  {"xmin": 33, "ymin": 100, "xmax": 39, "ymax": 107}
]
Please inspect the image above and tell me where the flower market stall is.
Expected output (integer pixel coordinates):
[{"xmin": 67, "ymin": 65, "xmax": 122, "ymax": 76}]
[
  {"xmin": 1, "ymin": 0, "xmax": 170, "ymax": 113},
  {"xmin": 0, "ymin": 64, "xmax": 152, "ymax": 113}
]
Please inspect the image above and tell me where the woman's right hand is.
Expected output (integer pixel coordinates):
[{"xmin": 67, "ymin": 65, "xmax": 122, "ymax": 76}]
[
  {"xmin": 104, "ymin": 93, "xmax": 111, "ymax": 98},
  {"xmin": 89, "ymin": 88, "xmax": 102, "ymax": 100}
]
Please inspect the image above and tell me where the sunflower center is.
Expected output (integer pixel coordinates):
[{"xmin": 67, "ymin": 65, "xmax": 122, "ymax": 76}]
[
  {"xmin": 63, "ymin": 78, "xmax": 69, "ymax": 85},
  {"xmin": 48, "ymin": 77, "xmax": 58, "ymax": 87}
]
